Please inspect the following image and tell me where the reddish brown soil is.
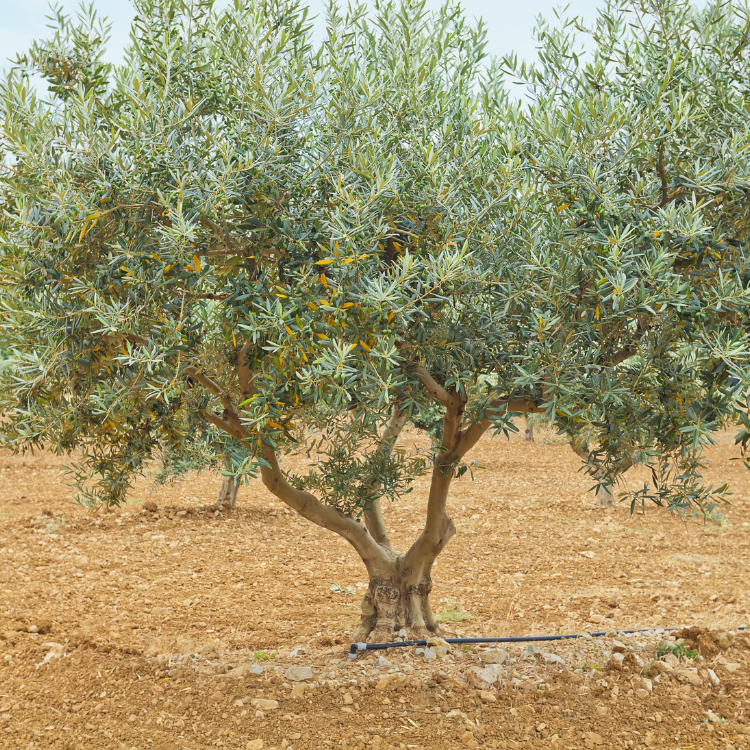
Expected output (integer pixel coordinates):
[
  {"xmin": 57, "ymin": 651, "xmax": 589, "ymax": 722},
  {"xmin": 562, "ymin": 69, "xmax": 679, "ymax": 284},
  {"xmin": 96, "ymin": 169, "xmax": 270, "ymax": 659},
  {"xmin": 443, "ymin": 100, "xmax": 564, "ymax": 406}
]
[{"xmin": 1, "ymin": 427, "xmax": 749, "ymax": 750}]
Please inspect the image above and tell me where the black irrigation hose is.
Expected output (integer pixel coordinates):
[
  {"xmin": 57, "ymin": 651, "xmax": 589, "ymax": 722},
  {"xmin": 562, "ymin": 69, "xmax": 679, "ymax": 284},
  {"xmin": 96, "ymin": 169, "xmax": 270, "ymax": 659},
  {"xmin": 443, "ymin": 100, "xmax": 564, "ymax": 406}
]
[{"xmin": 349, "ymin": 625, "xmax": 748, "ymax": 659}]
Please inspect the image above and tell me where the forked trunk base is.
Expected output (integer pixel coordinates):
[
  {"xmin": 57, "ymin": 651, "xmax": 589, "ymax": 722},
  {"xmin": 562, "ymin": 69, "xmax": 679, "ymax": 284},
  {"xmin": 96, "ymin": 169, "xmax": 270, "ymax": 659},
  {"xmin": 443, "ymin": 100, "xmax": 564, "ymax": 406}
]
[{"xmin": 352, "ymin": 574, "xmax": 444, "ymax": 644}]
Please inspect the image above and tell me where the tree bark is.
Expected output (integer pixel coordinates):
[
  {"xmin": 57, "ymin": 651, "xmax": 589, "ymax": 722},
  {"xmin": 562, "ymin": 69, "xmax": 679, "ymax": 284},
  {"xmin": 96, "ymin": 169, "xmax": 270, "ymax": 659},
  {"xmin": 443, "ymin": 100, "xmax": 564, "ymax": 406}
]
[
  {"xmin": 348, "ymin": 371, "xmax": 464, "ymax": 642},
  {"xmin": 352, "ymin": 458, "xmax": 457, "ymax": 642}
]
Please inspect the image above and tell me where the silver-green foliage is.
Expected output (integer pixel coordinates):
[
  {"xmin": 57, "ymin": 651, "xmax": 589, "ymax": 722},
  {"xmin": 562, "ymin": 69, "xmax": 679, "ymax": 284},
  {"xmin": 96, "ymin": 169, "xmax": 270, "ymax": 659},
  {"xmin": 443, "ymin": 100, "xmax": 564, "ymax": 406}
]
[
  {"xmin": 0, "ymin": 0, "xmax": 749, "ymax": 517},
  {"xmin": 503, "ymin": 0, "xmax": 750, "ymax": 508}
]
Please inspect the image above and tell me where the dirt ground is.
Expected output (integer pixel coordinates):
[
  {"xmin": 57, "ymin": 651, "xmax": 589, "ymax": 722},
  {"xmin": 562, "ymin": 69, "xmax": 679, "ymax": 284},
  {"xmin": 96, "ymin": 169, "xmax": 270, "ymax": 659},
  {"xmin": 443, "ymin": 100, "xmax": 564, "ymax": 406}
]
[{"xmin": 1, "ymin": 426, "xmax": 749, "ymax": 750}]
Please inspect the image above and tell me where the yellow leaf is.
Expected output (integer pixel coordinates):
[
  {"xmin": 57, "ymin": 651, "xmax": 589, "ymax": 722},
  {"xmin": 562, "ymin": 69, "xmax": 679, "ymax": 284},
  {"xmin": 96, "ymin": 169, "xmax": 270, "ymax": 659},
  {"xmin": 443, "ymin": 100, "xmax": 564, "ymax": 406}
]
[
  {"xmin": 316, "ymin": 258, "xmax": 335, "ymax": 265},
  {"xmin": 307, "ymin": 302, "xmax": 318, "ymax": 310},
  {"xmin": 275, "ymin": 293, "xmax": 287, "ymax": 298},
  {"xmin": 359, "ymin": 340, "xmax": 371, "ymax": 351},
  {"xmin": 284, "ymin": 325, "xmax": 295, "ymax": 337},
  {"xmin": 314, "ymin": 333, "xmax": 328, "ymax": 340},
  {"xmin": 232, "ymin": 330, "xmax": 237, "ymax": 347},
  {"xmin": 194, "ymin": 254, "xmax": 201, "ymax": 273},
  {"xmin": 393, "ymin": 241, "xmax": 402, "ymax": 253},
  {"xmin": 556, "ymin": 203, "xmax": 571, "ymax": 211},
  {"xmin": 341, "ymin": 258, "xmax": 354, "ymax": 265},
  {"xmin": 596, "ymin": 305, "xmax": 600, "ymax": 320},
  {"xmin": 320, "ymin": 274, "xmax": 328, "ymax": 288},
  {"xmin": 267, "ymin": 421, "xmax": 283, "ymax": 430},
  {"xmin": 342, "ymin": 302, "xmax": 355, "ymax": 309},
  {"xmin": 387, "ymin": 312, "xmax": 394, "ymax": 323}
]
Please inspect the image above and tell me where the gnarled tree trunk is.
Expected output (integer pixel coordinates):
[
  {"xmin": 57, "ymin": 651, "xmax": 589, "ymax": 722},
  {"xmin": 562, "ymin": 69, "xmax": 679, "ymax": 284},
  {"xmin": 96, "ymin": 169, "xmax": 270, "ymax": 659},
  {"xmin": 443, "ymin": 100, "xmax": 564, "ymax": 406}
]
[
  {"xmin": 354, "ymin": 568, "xmax": 441, "ymax": 643},
  {"xmin": 203, "ymin": 349, "xmax": 545, "ymax": 641},
  {"xmin": 352, "ymin": 501, "xmax": 456, "ymax": 643}
]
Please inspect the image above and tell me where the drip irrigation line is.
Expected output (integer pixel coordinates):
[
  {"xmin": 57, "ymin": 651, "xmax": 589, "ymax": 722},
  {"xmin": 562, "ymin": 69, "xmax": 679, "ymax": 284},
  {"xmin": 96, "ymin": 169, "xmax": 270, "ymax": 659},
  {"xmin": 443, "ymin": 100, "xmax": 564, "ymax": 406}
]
[{"xmin": 349, "ymin": 624, "xmax": 748, "ymax": 659}]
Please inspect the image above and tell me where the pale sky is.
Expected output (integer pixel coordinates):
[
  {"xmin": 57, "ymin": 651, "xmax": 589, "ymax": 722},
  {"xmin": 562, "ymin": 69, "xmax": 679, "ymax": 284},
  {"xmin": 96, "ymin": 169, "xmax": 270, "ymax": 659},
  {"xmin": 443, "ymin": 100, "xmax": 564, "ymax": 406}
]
[{"xmin": 1, "ymin": 0, "xmax": 606, "ymax": 75}]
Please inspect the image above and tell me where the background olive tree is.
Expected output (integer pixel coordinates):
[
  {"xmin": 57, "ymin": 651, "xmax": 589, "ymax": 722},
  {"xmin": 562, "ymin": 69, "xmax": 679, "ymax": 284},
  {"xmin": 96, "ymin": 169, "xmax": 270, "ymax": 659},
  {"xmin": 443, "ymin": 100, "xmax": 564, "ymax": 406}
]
[
  {"xmin": 502, "ymin": 0, "xmax": 750, "ymax": 510},
  {"xmin": 1, "ymin": 0, "xmax": 749, "ymax": 641}
]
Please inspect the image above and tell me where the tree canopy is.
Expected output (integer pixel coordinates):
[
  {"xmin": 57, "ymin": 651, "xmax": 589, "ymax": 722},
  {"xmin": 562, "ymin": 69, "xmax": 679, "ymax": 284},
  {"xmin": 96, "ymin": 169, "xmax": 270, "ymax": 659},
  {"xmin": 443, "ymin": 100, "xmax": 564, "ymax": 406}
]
[{"xmin": 1, "ymin": 0, "xmax": 750, "ymax": 639}]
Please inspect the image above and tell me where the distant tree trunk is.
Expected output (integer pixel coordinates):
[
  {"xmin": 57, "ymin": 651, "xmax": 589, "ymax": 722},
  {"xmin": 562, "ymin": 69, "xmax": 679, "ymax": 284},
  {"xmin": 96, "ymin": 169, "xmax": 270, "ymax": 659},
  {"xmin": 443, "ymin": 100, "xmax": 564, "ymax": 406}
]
[
  {"xmin": 596, "ymin": 483, "xmax": 615, "ymax": 508},
  {"xmin": 216, "ymin": 474, "xmax": 239, "ymax": 508},
  {"xmin": 570, "ymin": 438, "xmax": 617, "ymax": 508},
  {"xmin": 524, "ymin": 415, "xmax": 534, "ymax": 442}
]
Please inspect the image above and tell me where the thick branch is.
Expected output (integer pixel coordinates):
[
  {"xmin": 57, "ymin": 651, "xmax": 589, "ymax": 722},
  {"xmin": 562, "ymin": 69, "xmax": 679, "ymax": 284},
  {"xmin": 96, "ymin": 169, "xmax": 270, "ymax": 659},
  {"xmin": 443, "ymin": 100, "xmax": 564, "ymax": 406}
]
[
  {"xmin": 570, "ymin": 437, "xmax": 589, "ymax": 461},
  {"xmin": 192, "ymin": 354, "xmax": 391, "ymax": 572},
  {"xmin": 657, "ymin": 142, "xmax": 669, "ymax": 207},
  {"xmin": 405, "ymin": 398, "xmax": 464, "ymax": 566},
  {"xmin": 235, "ymin": 345, "xmax": 255, "ymax": 400},
  {"xmin": 186, "ymin": 365, "xmax": 238, "ymax": 416},
  {"xmin": 259, "ymin": 449, "xmax": 390, "ymax": 573},
  {"xmin": 362, "ymin": 408, "xmax": 407, "ymax": 551},
  {"xmin": 456, "ymin": 397, "xmax": 545, "ymax": 458},
  {"xmin": 607, "ymin": 346, "xmax": 637, "ymax": 367},
  {"xmin": 186, "ymin": 364, "xmax": 250, "ymax": 443},
  {"xmin": 185, "ymin": 366, "xmax": 223, "ymax": 396},
  {"xmin": 200, "ymin": 214, "xmax": 239, "ymax": 251},
  {"xmin": 203, "ymin": 410, "xmax": 246, "ymax": 441},
  {"xmin": 412, "ymin": 366, "xmax": 460, "ymax": 408},
  {"xmin": 403, "ymin": 466, "xmax": 456, "ymax": 570}
]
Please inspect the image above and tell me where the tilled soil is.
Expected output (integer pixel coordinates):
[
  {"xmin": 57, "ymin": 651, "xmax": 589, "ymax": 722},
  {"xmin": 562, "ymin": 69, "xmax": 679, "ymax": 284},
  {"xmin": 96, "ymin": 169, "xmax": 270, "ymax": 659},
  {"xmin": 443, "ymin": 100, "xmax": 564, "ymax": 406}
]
[{"xmin": 1, "ymin": 427, "xmax": 749, "ymax": 750}]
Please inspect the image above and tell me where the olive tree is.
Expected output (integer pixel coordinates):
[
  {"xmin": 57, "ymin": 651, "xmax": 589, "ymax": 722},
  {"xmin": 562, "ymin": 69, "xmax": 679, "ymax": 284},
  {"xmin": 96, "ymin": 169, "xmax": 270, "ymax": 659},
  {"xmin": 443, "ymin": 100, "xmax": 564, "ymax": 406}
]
[
  {"xmin": 1, "ymin": 0, "xmax": 749, "ymax": 642},
  {"xmin": 502, "ymin": 0, "xmax": 750, "ymax": 511}
]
